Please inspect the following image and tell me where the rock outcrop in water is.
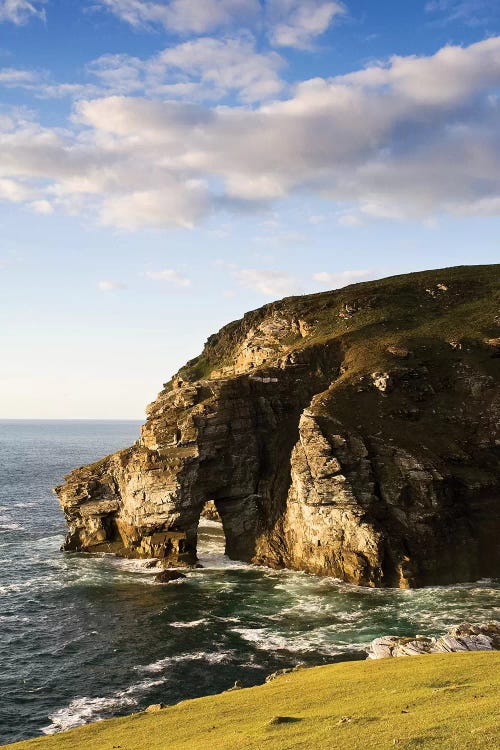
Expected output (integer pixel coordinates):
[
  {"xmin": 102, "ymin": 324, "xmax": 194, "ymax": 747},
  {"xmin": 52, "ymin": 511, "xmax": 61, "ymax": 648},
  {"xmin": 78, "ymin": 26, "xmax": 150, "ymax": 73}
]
[{"xmin": 56, "ymin": 265, "xmax": 500, "ymax": 588}]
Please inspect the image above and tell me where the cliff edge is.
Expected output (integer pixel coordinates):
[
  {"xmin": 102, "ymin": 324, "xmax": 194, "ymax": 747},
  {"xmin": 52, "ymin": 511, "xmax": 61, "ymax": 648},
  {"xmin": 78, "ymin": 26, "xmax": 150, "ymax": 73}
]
[{"xmin": 56, "ymin": 265, "xmax": 500, "ymax": 587}]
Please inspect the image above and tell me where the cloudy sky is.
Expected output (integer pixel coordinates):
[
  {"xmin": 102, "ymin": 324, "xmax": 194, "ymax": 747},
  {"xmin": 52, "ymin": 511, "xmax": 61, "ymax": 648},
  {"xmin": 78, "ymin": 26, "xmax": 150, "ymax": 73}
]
[{"xmin": 1, "ymin": 0, "xmax": 499, "ymax": 418}]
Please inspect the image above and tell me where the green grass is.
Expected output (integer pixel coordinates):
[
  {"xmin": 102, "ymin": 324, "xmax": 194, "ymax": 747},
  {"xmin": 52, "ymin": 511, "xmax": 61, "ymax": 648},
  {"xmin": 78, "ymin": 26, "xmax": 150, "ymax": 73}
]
[
  {"xmin": 163, "ymin": 264, "xmax": 500, "ymax": 386},
  {"xmin": 5, "ymin": 652, "xmax": 499, "ymax": 750}
]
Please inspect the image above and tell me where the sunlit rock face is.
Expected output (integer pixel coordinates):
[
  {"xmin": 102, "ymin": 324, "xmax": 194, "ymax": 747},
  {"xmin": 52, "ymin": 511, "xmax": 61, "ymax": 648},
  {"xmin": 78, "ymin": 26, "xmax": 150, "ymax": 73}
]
[{"xmin": 56, "ymin": 264, "xmax": 500, "ymax": 587}]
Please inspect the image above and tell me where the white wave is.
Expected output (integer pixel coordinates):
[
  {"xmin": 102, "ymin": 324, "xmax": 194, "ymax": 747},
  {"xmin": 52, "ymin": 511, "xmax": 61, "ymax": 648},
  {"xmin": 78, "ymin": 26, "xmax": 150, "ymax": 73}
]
[
  {"xmin": 32, "ymin": 535, "xmax": 63, "ymax": 549},
  {"xmin": 0, "ymin": 523, "xmax": 26, "ymax": 531},
  {"xmin": 231, "ymin": 626, "xmax": 368, "ymax": 655},
  {"xmin": 136, "ymin": 650, "xmax": 234, "ymax": 674},
  {"xmin": 109, "ymin": 557, "xmax": 160, "ymax": 575},
  {"xmin": 0, "ymin": 580, "xmax": 37, "ymax": 595},
  {"xmin": 0, "ymin": 614, "xmax": 30, "ymax": 623},
  {"xmin": 41, "ymin": 677, "xmax": 165, "ymax": 735},
  {"xmin": 196, "ymin": 520, "xmax": 253, "ymax": 571},
  {"xmin": 196, "ymin": 553, "xmax": 251, "ymax": 571},
  {"xmin": 268, "ymin": 601, "xmax": 366, "ymax": 625},
  {"xmin": 199, "ymin": 519, "xmax": 224, "ymax": 529}
]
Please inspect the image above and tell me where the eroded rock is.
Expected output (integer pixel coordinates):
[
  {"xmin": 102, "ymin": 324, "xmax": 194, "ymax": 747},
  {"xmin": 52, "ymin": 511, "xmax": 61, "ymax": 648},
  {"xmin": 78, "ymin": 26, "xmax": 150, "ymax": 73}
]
[{"xmin": 367, "ymin": 623, "xmax": 500, "ymax": 659}]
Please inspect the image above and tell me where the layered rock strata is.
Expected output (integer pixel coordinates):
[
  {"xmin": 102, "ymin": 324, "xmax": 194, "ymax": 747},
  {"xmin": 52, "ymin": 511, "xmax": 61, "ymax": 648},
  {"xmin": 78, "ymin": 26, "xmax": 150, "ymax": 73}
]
[
  {"xmin": 56, "ymin": 265, "xmax": 500, "ymax": 587},
  {"xmin": 367, "ymin": 623, "xmax": 500, "ymax": 659}
]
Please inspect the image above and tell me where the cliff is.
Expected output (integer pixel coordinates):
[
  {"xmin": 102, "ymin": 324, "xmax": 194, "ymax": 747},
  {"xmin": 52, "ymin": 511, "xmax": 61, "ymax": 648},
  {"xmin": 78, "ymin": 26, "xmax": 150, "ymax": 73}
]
[{"xmin": 56, "ymin": 264, "xmax": 500, "ymax": 587}]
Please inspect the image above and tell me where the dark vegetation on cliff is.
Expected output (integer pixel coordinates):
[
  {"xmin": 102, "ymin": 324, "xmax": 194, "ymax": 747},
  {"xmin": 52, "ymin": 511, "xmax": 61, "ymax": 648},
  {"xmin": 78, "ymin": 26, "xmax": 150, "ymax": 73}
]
[
  {"xmin": 56, "ymin": 265, "xmax": 500, "ymax": 588},
  {"xmin": 177, "ymin": 264, "xmax": 500, "ymax": 383}
]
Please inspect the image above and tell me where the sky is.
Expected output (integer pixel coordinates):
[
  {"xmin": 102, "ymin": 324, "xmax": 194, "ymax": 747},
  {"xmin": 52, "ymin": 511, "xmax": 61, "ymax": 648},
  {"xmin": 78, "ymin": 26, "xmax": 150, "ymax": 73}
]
[{"xmin": 0, "ymin": 0, "xmax": 499, "ymax": 419}]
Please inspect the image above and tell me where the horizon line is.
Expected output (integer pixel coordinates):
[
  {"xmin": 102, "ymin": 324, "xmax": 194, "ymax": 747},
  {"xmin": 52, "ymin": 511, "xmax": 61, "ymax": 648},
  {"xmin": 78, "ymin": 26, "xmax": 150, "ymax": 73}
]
[{"xmin": 0, "ymin": 418, "xmax": 144, "ymax": 422}]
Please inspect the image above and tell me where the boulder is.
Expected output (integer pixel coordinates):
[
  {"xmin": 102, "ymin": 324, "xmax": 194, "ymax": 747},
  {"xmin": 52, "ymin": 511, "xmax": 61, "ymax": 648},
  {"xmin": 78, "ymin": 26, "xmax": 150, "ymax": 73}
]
[{"xmin": 154, "ymin": 570, "xmax": 187, "ymax": 583}]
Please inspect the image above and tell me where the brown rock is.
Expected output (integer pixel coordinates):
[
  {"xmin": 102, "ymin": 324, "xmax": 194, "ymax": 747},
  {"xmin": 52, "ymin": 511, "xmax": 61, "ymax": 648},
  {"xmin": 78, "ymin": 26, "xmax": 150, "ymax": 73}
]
[
  {"xmin": 387, "ymin": 345, "xmax": 410, "ymax": 359},
  {"xmin": 154, "ymin": 570, "xmax": 187, "ymax": 583},
  {"xmin": 200, "ymin": 500, "xmax": 221, "ymax": 522}
]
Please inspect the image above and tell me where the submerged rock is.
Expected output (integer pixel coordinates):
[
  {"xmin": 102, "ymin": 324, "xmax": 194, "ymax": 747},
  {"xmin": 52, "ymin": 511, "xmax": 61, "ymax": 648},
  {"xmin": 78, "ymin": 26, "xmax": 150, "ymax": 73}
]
[
  {"xmin": 367, "ymin": 622, "xmax": 500, "ymax": 659},
  {"xmin": 154, "ymin": 570, "xmax": 187, "ymax": 583},
  {"xmin": 55, "ymin": 265, "xmax": 500, "ymax": 588}
]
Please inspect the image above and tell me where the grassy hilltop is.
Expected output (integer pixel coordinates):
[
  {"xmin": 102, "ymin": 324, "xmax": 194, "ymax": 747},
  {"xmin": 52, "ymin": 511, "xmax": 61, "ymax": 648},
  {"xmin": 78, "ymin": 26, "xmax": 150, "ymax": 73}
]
[
  {"xmin": 178, "ymin": 263, "xmax": 500, "ymax": 384},
  {"xmin": 5, "ymin": 652, "xmax": 500, "ymax": 750}
]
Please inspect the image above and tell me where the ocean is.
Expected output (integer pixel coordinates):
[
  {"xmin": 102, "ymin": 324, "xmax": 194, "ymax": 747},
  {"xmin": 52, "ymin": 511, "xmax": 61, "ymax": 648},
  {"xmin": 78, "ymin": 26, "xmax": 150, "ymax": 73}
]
[{"xmin": 0, "ymin": 420, "xmax": 499, "ymax": 745}]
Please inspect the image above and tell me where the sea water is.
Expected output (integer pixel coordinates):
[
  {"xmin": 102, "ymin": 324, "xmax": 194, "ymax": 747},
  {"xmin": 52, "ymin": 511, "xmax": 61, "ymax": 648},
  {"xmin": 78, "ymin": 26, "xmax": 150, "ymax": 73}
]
[{"xmin": 0, "ymin": 420, "xmax": 498, "ymax": 744}]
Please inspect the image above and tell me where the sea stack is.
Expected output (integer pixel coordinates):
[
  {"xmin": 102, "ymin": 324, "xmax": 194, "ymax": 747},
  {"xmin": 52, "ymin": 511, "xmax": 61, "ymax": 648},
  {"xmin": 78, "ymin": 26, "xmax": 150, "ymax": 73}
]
[{"xmin": 56, "ymin": 265, "xmax": 500, "ymax": 588}]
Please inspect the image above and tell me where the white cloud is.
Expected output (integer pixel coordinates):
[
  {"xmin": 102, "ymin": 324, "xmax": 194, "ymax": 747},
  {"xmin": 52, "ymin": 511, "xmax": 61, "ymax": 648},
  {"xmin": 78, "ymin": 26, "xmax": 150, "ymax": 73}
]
[
  {"xmin": 100, "ymin": 182, "xmax": 209, "ymax": 229},
  {"xmin": 267, "ymin": 0, "xmax": 345, "ymax": 49},
  {"xmin": 0, "ymin": 68, "xmax": 39, "ymax": 85},
  {"xmin": 30, "ymin": 199, "xmax": 53, "ymax": 214},
  {"xmin": 0, "ymin": 0, "xmax": 45, "ymax": 24},
  {"xmin": 0, "ymin": 177, "xmax": 38, "ymax": 202},
  {"xmin": 89, "ymin": 35, "xmax": 285, "ymax": 103},
  {"xmin": 234, "ymin": 267, "xmax": 300, "ymax": 297},
  {"xmin": 97, "ymin": 0, "xmax": 343, "ymax": 49},
  {"xmin": 2, "ymin": 38, "xmax": 500, "ymax": 227},
  {"xmin": 425, "ymin": 0, "xmax": 495, "ymax": 26},
  {"xmin": 337, "ymin": 212, "xmax": 363, "ymax": 227},
  {"xmin": 98, "ymin": 280, "xmax": 127, "ymax": 291},
  {"xmin": 145, "ymin": 269, "xmax": 192, "ymax": 286},
  {"xmin": 158, "ymin": 36, "xmax": 285, "ymax": 102},
  {"xmin": 86, "ymin": 54, "xmax": 143, "ymax": 96},
  {"xmin": 38, "ymin": 82, "xmax": 103, "ymax": 100},
  {"xmin": 313, "ymin": 269, "xmax": 377, "ymax": 289},
  {"xmin": 97, "ymin": 0, "xmax": 259, "ymax": 33},
  {"xmin": 0, "ymin": 67, "xmax": 105, "ymax": 101}
]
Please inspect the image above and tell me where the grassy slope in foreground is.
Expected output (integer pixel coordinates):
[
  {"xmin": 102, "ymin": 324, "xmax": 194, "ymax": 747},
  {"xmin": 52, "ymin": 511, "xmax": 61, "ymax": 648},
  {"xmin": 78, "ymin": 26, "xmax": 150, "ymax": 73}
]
[{"xmin": 5, "ymin": 652, "xmax": 500, "ymax": 750}]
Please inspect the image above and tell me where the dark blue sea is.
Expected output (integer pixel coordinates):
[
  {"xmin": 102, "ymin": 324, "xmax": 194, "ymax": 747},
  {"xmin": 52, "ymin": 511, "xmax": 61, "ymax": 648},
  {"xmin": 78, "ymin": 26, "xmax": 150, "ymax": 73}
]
[{"xmin": 0, "ymin": 420, "xmax": 499, "ymax": 745}]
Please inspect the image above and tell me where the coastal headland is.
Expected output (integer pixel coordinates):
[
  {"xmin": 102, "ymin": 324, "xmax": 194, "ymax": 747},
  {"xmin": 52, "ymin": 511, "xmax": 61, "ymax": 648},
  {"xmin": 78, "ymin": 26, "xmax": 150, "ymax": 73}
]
[{"xmin": 56, "ymin": 264, "xmax": 500, "ymax": 588}]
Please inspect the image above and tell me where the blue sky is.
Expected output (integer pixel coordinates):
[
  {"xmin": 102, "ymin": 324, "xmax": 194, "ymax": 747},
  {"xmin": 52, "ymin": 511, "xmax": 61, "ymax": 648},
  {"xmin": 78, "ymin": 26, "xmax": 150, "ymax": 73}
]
[{"xmin": 0, "ymin": 0, "xmax": 499, "ymax": 418}]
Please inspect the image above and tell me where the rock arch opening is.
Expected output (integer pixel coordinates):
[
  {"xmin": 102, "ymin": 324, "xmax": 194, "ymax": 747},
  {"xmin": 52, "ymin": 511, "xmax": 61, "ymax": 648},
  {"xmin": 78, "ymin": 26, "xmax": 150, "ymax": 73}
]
[
  {"xmin": 196, "ymin": 501, "xmax": 226, "ymax": 567},
  {"xmin": 194, "ymin": 496, "xmax": 261, "ymax": 566}
]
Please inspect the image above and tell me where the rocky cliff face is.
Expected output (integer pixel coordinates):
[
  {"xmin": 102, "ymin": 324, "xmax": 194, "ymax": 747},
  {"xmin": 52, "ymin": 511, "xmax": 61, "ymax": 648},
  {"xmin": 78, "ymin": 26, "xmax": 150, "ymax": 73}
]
[{"xmin": 56, "ymin": 265, "xmax": 500, "ymax": 587}]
